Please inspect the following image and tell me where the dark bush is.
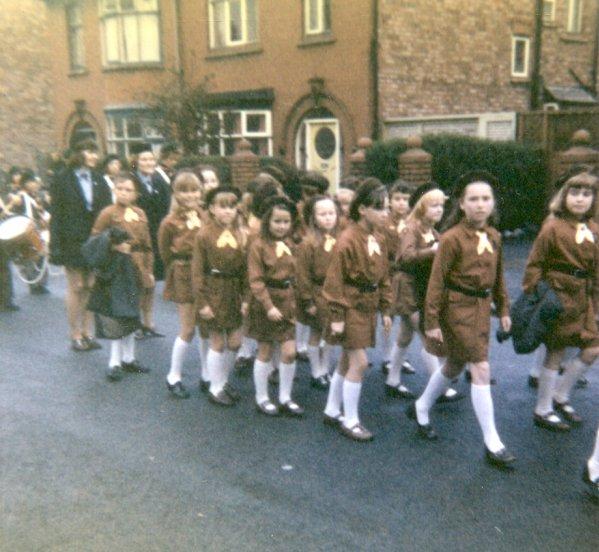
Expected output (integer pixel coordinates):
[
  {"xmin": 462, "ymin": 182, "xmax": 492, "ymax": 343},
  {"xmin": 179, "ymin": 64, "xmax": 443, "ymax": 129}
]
[
  {"xmin": 365, "ymin": 134, "xmax": 549, "ymax": 230},
  {"xmin": 259, "ymin": 156, "xmax": 302, "ymax": 201}
]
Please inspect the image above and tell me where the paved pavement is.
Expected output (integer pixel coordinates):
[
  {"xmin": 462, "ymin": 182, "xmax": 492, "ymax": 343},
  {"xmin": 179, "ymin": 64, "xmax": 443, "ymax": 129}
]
[{"xmin": 1, "ymin": 239, "xmax": 598, "ymax": 551}]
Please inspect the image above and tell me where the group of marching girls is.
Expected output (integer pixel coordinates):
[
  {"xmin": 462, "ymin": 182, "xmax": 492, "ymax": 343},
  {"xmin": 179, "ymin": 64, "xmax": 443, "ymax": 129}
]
[{"xmin": 80, "ymin": 152, "xmax": 599, "ymax": 490}]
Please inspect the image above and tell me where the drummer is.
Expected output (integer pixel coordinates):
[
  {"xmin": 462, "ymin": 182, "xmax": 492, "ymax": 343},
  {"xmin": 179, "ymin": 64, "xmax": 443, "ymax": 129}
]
[{"xmin": 0, "ymin": 196, "xmax": 18, "ymax": 311}]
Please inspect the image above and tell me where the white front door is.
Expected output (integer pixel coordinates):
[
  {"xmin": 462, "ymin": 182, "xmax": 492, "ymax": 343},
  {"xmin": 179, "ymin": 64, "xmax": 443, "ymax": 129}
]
[{"xmin": 296, "ymin": 118, "xmax": 341, "ymax": 191}]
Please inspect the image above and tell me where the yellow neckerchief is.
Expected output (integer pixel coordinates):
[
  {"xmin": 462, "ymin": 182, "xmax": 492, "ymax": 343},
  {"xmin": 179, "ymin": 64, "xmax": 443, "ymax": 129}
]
[
  {"xmin": 185, "ymin": 210, "xmax": 201, "ymax": 230},
  {"xmin": 216, "ymin": 229, "xmax": 238, "ymax": 249},
  {"xmin": 124, "ymin": 207, "xmax": 139, "ymax": 223},
  {"xmin": 396, "ymin": 218, "xmax": 407, "ymax": 234},
  {"xmin": 475, "ymin": 230, "xmax": 494, "ymax": 255},
  {"xmin": 367, "ymin": 234, "xmax": 381, "ymax": 257},
  {"xmin": 575, "ymin": 222, "xmax": 595, "ymax": 245},
  {"xmin": 276, "ymin": 240, "xmax": 292, "ymax": 258},
  {"xmin": 323, "ymin": 233, "xmax": 336, "ymax": 252}
]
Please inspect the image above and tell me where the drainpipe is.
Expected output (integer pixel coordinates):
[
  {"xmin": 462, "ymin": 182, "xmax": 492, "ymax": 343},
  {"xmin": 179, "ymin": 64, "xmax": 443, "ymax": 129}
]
[
  {"xmin": 591, "ymin": 0, "xmax": 599, "ymax": 95},
  {"xmin": 370, "ymin": 0, "xmax": 380, "ymax": 140},
  {"xmin": 530, "ymin": 0, "xmax": 544, "ymax": 110},
  {"xmin": 173, "ymin": 0, "xmax": 184, "ymax": 84}
]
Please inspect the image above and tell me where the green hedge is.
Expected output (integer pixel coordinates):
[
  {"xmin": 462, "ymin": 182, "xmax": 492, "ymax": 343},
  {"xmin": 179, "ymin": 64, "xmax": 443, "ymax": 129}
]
[{"xmin": 365, "ymin": 134, "xmax": 549, "ymax": 230}]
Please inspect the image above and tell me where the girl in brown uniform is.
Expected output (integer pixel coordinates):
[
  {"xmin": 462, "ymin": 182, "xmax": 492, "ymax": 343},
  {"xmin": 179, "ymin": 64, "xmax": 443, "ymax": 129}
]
[
  {"xmin": 192, "ymin": 186, "xmax": 247, "ymax": 407},
  {"xmin": 248, "ymin": 196, "xmax": 303, "ymax": 417},
  {"xmin": 296, "ymin": 195, "xmax": 340, "ymax": 389},
  {"xmin": 522, "ymin": 170, "xmax": 599, "ymax": 431},
  {"xmin": 408, "ymin": 171, "xmax": 515, "ymax": 469},
  {"xmin": 91, "ymin": 173, "xmax": 153, "ymax": 379},
  {"xmin": 158, "ymin": 172, "xmax": 204, "ymax": 399},
  {"xmin": 322, "ymin": 179, "xmax": 393, "ymax": 442}
]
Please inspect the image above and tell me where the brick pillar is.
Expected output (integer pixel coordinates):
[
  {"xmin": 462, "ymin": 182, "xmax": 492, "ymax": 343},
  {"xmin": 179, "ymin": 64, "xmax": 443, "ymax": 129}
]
[
  {"xmin": 228, "ymin": 138, "xmax": 260, "ymax": 191},
  {"xmin": 398, "ymin": 135, "xmax": 432, "ymax": 190},
  {"xmin": 348, "ymin": 137, "xmax": 373, "ymax": 177},
  {"xmin": 553, "ymin": 129, "xmax": 599, "ymax": 180}
]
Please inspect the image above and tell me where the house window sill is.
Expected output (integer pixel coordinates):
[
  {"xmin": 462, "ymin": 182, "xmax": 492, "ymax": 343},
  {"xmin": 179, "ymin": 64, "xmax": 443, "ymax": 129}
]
[
  {"xmin": 68, "ymin": 68, "xmax": 89, "ymax": 78},
  {"xmin": 511, "ymin": 75, "xmax": 530, "ymax": 84},
  {"xmin": 206, "ymin": 44, "xmax": 263, "ymax": 61},
  {"xmin": 102, "ymin": 62, "xmax": 164, "ymax": 73},
  {"xmin": 560, "ymin": 32, "xmax": 588, "ymax": 43},
  {"xmin": 298, "ymin": 34, "xmax": 336, "ymax": 48}
]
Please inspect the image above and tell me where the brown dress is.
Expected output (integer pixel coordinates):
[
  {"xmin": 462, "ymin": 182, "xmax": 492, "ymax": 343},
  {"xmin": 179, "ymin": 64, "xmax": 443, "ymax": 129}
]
[
  {"xmin": 424, "ymin": 220, "xmax": 509, "ymax": 363},
  {"xmin": 296, "ymin": 231, "xmax": 336, "ymax": 332},
  {"xmin": 247, "ymin": 236, "xmax": 296, "ymax": 343},
  {"xmin": 395, "ymin": 220, "xmax": 439, "ymax": 317},
  {"xmin": 158, "ymin": 210, "xmax": 203, "ymax": 304},
  {"xmin": 191, "ymin": 222, "xmax": 247, "ymax": 332},
  {"xmin": 382, "ymin": 214, "xmax": 409, "ymax": 315},
  {"xmin": 92, "ymin": 204, "xmax": 154, "ymax": 288},
  {"xmin": 323, "ymin": 222, "xmax": 393, "ymax": 349},
  {"xmin": 522, "ymin": 216, "xmax": 599, "ymax": 350}
]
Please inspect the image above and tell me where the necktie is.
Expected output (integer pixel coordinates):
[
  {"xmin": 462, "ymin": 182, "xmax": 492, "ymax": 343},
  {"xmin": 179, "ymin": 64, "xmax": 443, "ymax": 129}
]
[
  {"xmin": 575, "ymin": 223, "xmax": 595, "ymax": 244},
  {"xmin": 323, "ymin": 234, "xmax": 336, "ymax": 252},
  {"xmin": 124, "ymin": 207, "xmax": 139, "ymax": 222},
  {"xmin": 367, "ymin": 235, "xmax": 381, "ymax": 257},
  {"xmin": 476, "ymin": 231, "xmax": 493, "ymax": 255},
  {"xmin": 276, "ymin": 241, "xmax": 292, "ymax": 258},
  {"xmin": 79, "ymin": 172, "xmax": 93, "ymax": 210},
  {"xmin": 397, "ymin": 219, "xmax": 406, "ymax": 234},
  {"xmin": 185, "ymin": 210, "xmax": 201, "ymax": 230},
  {"xmin": 216, "ymin": 229, "xmax": 238, "ymax": 249}
]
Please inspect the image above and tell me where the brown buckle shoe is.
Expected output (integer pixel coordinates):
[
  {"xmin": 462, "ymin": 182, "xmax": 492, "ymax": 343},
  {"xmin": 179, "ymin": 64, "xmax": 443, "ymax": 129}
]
[
  {"xmin": 279, "ymin": 400, "xmax": 304, "ymax": 417},
  {"xmin": 534, "ymin": 411, "xmax": 570, "ymax": 432},
  {"xmin": 208, "ymin": 389, "xmax": 235, "ymax": 407},
  {"xmin": 553, "ymin": 401, "xmax": 583, "ymax": 425},
  {"xmin": 339, "ymin": 423, "xmax": 374, "ymax": 442},
  {"xmin": 71, "ymin": 338, "xmax": 89, "ymax": 352},
  {"xmin": 256, "ymin": 400, "xmax": 280, "ymax": 416}
]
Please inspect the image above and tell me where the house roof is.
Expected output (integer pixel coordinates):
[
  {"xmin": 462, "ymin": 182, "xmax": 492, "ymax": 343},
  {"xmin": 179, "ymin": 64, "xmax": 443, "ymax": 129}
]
[{"xmin": 545, "ymin": 85, "xmax": 597, "ymax": 105}]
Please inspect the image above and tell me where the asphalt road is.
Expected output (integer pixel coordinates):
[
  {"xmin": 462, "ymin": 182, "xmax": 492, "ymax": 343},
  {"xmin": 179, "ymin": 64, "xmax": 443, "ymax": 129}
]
[{"xmin": 1, "ymin": 239, "xmax": 598, "ymax": 552}]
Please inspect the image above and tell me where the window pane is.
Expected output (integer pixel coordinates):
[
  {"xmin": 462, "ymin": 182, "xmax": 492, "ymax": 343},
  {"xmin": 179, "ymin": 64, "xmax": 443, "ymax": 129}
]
[
  {"xmin": 246, "ymin": 113, "xmax": 265, "ymax": 133},
  {"xmin": 229, "ymin": 0, "xmax": 242, "ymax": 42},
  {"xmin": 246, "ymin": 0, "xmax": 257, "ymax": 42},
  {"xmin": 211, "ymin": 1, "xmax": 226, "ymax": 48},
  {"xmin": 122, "ymin": 14, "xmax": 140, "ymax": 62},
  {"xmin": 542, "ymin": 1, "xmax": 554, "ymax": 20},
  {"xmin": 127, "ymin": 118, "xmax": 143, "ymax": 138},
  {"xmin": 116, "ymin": 142, "xmax": 127, "ymax": 158},
  {"xmin": 208, "ymin": 138, "xmax": 221, "ymax": 156},
  {"xmin": 139, "ymin": 14, "xmax": 160, "ymax": 61},
  {"xmin": 249, "ymin": 138, "xmax": 268, "ymax": 156},
  {"xmin": 308, "ymin": 0, "xmax": 318, "ymax": 31},
  {"xmin": 223, "ymin": 111, "xmax": 241, "ymax": 135},
  {"xmin": 120, "ymin": 0, "xmax": 135, "ymax": 10},
  {"xmin": 323, "ymin": 0, "xmax": 331, "ymax": 31},
  {"xmin": 104, "ymin": 18, "xmax": 121, "ymax": 62},
  {"xmin": 207, "ymin": 112, "xmax": 222, "ymax": 136},
  {"xmin": 112, "ymin": 116, "xmax": 125, "ymax": 138},
  {"xmin": 224, "ymin": 138, "xmax": 238, "ymax": 156},
  {"xmin": 513, "ymin": 40, "xmax": 526, "ymax": 74}
]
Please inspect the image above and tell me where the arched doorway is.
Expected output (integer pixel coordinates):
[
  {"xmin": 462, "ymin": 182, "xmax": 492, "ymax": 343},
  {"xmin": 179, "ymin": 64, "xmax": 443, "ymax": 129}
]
[{"xmin": 295, "ymin": 107, "xmax": 341, "ymax": 191}]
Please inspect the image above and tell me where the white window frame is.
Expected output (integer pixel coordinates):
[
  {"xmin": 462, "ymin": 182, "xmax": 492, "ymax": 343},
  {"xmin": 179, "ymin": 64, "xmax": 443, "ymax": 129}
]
[
  {"xmin": 206, "ymin": 109, "xmax": 272, "ymax": 156},
  {"xmin": 105, "ymin": 107, "xmax": 163, "ymax": 157},
  {"xmin": 66, "ymin": 2, "xmax": 85, "ymax": 71},
  {"xmin": 98, "ymin": 0, "xmax": 161, "ymax": 66},
  {"xmin": 511, "ymin": 35, "xmax": 530, "ymax": 78},
  {"xmin": 305, "ymin": 0, "xmax": 331, "ymax": 35},
  {"xmin": 567, "ymin": 0, "xmax": 583, "ymax": 33},
  {"xmin": 543, "ymin": 0, "xmax": 556, "ymax": 22},
  {"xmin": 208, "ymin": 0, "xmax": 257, "ymax": 48}
]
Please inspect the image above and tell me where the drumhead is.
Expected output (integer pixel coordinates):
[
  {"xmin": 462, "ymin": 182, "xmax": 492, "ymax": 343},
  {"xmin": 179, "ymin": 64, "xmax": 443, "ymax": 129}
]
[{"xmin": 0, "ymin": 216, "xmax": 33, "ymax": 241}]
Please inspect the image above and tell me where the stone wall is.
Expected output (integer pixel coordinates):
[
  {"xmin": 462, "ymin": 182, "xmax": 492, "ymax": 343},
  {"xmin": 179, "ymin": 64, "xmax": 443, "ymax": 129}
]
[{"xmin": 0, "ymin": 0, "xmax": 56, "ymax": 171}]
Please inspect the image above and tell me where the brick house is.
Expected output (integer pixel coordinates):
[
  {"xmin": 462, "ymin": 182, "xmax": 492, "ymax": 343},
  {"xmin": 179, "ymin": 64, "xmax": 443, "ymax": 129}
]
[
  {"xmin": 44, "ymin": 0, "xmax": 598, "ymax": 188},
  {"xmin": 0, "ymin": 0, "xmax": 56, "ymax": 169}
]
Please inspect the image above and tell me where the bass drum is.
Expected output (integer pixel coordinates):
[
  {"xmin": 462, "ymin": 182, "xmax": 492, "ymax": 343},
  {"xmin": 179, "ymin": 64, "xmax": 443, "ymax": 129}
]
[{"xmin": 0, "ymin": 215, "xmax": 43, "ymax": 260}]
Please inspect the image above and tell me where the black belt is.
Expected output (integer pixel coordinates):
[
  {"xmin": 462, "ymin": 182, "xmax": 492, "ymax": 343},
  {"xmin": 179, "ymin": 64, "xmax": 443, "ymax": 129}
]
[
  {"xmin": 265, "ymin": 277, "xmax": 294, "ymax": 289},
  {"xmin": 171, "ymin": 253, "xmax": 191, "ymax": 261},
  {"xmin": 206, "ymin": 267, "xmax": 242, "ymax": 279},
  {"xmin": 345, "ymin": 278, "xmax": 378, "ymax": 293},
  {"xmin": 446, "ymin": 281, "xmax": 491, "ymax": 298},
  {"xmin": 550, "ymin": 263, "xmax": 593, "ymax": 280}
]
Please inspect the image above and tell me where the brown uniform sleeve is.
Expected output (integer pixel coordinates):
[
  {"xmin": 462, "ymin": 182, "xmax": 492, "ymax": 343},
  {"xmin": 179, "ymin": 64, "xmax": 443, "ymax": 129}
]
[
  {"xmin": 157, "ymin": 219, "xmax": 174, "ymax": 266},
  {"xmin": 397, "ymin": 229, "xmax": 435, "ymax": 266},
  {"xmin": 493, "ymin": 241, "xmax": 510, "ymax": 318},
  {"xmin": 424, "ymin": 232, "xmax": 457, "ymax": 331},
  {"xmin": 248, "ymin": 240, "xmax": 274, "ymax": 312},
  {"xmin": 295, "ymin": 240, "xmax": 315, "ymax": 310},
  {"xmin": 522, "ymin": 223, "xmax": 552, "ymax": 294},
  {"xmin": 91, "ymin": 207, "xmax": 112, "ymax": 236},
  {"xmin": 191, "ymin": 232, "xmax": 209, "ymax": 310},
  {"xmin": 378, "ymin": 271, "xmax": 393, "ymax": 316},
  {"xmin": 323, "ymin": 243, "xmax": 351, "ymax": 323}
]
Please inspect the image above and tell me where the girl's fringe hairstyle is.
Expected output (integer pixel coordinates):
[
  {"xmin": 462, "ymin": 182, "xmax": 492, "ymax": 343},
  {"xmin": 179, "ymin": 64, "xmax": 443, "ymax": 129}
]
[
  {"xmin": 407, "ymin": 189, "xmax": 447, "ymax": 224},
  {"xmin": 548, "ymin": 171, "xmax": 599, "ymax": 220},
  {"xmin": 303, "ymin": 195, "xmax": 340, "ymax": 234},
  {"xmin": 169, "ymin": 171, "xmax": 201, "ymax": 214},
  {"xmin": 259, "ymin": 195, "xmax": 297, "ymax": 239},
  {"xmin": 349, "ymin": 177, "xmax": 388, "ymax": 221}
]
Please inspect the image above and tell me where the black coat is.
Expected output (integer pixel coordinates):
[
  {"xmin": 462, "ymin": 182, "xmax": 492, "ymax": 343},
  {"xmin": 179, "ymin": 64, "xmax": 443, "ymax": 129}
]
[
  {"xmin": 49, "ymin": 168, "xmax": 112, "ymax": 268},
  {"xmin": 510, "ymin": 280, "xmax": 564, "ymax": 354},
  {"xmin": 133, "ymin": 170, "xmax": 171, "ymax": 279}
]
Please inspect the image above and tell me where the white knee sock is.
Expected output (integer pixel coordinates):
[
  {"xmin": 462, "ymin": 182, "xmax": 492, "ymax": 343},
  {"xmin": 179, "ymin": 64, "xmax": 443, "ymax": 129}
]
[
  {"xmin": 208, "ymin": 349, "xmax": 225, "ymax": 394},
  {"xmin": 386, "ymin": 343, "xmax": 406, "ymax": 386},
  {"xmin": 121, "ymin": 333, "xmax": 135, "ymax": 363},
  {"xmin": 278, "ymin": 361, "xmax": 296, "ymax": 403},
  {"xmin": 342, "ymin": 380, "xmax": 362, "ymax": 428},
  {"xmin": 554, "ymin": 357, "xmax": 586, "ymax": 404},
  {"xmin": 237, "ymin": 336, "xmax": 255, "ymax": 359},
  {"xmin": 321, "ymin": 344, "xmax": 332, "ymax": 375},
  {"xmin": 296, "ymin": 323, "xmax": 309, "ymax": 353},
  {"xmin": 308, "ymin": 345, "xmax": 322, "ymax": 378},
  {"xmin": 535, "ymin": 367, "xmax": 559, "ymax": 416},
  {"xmin": 167, "ymin": 337, "xmax": 189, "ymax": 385},
  {"xmin": 199, "ymin": 337, "xmax": 210, "ymax": 383},
  {"xmin": 588, "ymin": 427, "xmax": 599, "ymax": 481},
  {"xmin": 529, "ymin": 346, "xmax": 544, "ymax": 378},
  {"xmin": 253, "ymin": 360, "xmax": 271, "ymax": 403},
  {"xmin": 324, "ymin": 371, "xmax": 344, "ymax": 418},
  {"xmin": 109, "ymin": 340, "xmax": 122, "ymax": 367},
  {"xmin": 420, "ymin": 346, "xmax": 441, "ymax": 376},
  {"xmin": 415, "ymin": 368, "xmax": 451, "ymax": 425},
  {"xmin": 471, "ymin": 384, "xmax": 504, "ymax": 453}
]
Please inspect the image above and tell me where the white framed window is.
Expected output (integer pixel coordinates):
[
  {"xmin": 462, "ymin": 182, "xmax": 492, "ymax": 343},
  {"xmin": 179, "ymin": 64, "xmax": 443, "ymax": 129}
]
[
  {"xmin": 99, "ymin": 0, "xmax": 161, "ymax": 66},
  {"xmin": 105, "ymin": 108, "xmax": 163, "ymax": 157},
  {"xmin": 543, "ymin": 0, "xmax": 556, "ymax": 22},
  {"xmin": 511, "ymin": 35, "xmax": 530, "ymax": 78},
  {"xmin": 305, "ymin": 0, "xmax": 331, "ymax": 35},
  {"xmin": 205, "ymin": 109, "xmax": 272, "ymax": 156},
  {"xmin": 208, "ymin": 0, "xmax": 258, "ymax": 49},
  {"xmin": 66, "ymin": 2, "xmax": 85, "ymax": 71},
  {"xmin": 567, "ymin": 0, "xmax": 583, "ymax": 33}
]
